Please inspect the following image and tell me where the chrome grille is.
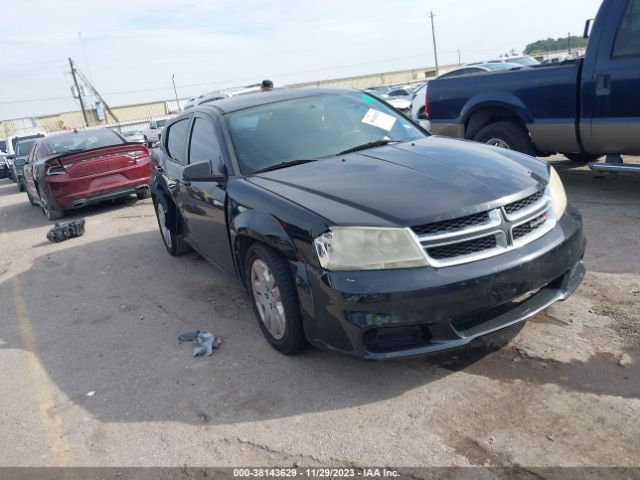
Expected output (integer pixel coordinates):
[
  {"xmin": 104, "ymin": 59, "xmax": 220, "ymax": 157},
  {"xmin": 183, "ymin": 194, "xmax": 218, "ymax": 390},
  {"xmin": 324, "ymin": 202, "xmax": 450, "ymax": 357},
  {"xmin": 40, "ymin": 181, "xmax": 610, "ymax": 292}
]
[
  {"xmin": 412, "ymin": 212, "xmax": 491, "ymax": 236},
  {"xmin": 512, "ymin": 212, "xmax": 549, "ymax": 240},
  {"xmin": 504, "ymin": 191, "xmax": 544, "ymax": 215},
  {"xmin": 427, "ymin": 235, "xmax": 497, "ymax": 260},
  {"xmin": 414, "ymin": 188, "xmax": 555, "ymax": 267}
]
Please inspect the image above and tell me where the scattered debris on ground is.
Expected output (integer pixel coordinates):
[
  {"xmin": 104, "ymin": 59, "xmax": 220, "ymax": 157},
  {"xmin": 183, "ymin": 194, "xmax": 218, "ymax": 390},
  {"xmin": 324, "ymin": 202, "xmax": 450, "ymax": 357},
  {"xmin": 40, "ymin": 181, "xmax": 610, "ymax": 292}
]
[
  {"xmin": 179, "ymin": 330, "xmax": 222, "ymax": 357},
  {"xmin": 46, "ymin": 219, "xmax": 86, "ymax": 242}
]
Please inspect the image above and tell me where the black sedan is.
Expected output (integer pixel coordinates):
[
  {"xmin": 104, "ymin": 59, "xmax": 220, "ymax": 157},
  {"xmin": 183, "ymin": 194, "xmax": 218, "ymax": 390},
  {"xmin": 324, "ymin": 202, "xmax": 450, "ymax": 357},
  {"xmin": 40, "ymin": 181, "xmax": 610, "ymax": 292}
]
[{"xmin": 151, "ymin": 88, "xmax": 585, "ymax": 359}]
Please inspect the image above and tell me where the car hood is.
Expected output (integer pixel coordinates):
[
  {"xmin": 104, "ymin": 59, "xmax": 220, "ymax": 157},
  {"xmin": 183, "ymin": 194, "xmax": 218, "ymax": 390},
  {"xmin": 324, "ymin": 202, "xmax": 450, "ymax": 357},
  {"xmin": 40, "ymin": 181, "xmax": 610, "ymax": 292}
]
[{"xmin": 247, "ymin": 136, "xmax": 549, "ymax": 227}]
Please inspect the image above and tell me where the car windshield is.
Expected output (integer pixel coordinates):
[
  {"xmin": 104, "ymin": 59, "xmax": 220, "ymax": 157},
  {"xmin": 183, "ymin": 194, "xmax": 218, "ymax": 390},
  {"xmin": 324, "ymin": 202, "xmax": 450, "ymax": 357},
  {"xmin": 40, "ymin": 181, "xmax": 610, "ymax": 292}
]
[
  {"xmin": 0, "ymin": 139, "xmax": 7, "ymax": 152},
  {"xmin": 42, "ymin": 129, "xmax": 124, "ymax": 154},
  {"xmin": 16, "ymin": 140, "xmax": 35, "ymax": 156},
  {"xmin": 226, "ymin": 92, "xmax": 427, "ymax": 174}
]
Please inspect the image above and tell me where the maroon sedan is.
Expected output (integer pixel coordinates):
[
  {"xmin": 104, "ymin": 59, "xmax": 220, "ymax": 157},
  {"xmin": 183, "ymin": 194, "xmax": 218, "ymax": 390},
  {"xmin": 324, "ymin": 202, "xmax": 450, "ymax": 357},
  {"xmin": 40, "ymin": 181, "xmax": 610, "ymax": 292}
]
[{"xmin": 24, "ymin": 129, "xmax": 153, "ymax": 220}]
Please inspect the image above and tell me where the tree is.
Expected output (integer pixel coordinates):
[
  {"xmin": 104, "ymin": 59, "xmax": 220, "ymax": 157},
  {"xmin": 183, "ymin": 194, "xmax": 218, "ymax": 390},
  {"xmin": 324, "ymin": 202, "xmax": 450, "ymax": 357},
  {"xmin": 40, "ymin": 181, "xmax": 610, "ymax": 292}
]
[{"xmin": 524, "ymin": 35, "xmax": 587, "ymax": 54}]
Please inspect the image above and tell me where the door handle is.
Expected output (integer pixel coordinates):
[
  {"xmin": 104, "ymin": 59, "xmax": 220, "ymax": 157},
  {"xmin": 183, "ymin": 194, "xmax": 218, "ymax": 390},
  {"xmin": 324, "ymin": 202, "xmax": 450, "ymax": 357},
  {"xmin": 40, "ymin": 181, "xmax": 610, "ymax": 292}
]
[{"xmin": 596, "ymin": 74, "xmax": 610, "ymax": 96}]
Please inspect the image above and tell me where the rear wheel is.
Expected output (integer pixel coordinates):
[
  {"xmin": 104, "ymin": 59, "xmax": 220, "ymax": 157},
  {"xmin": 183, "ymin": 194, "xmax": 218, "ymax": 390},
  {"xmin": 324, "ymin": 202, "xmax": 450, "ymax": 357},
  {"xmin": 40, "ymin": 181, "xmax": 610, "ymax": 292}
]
[
  {"xmin": 153, "ymin": 197, "xmax": 192, "ymax": 256},
  {"xmin": 474, "ymin": 121, "xmax": 536, "ymax": 156},
  {"xmin": 245, "ymin": 243, "xmax": 305, "ymax": 354},
  {"xmin": 26, "ymin": 188, "xmax": 37, "ymax": 206},
  {"xmin": 39, "ymin": 189, "xmax": 64, "ymax": 220},
  {"xmin": 18, "ymin": 181, "xmax": 25, "ymax": 192},
  {"xmin": 136, "ymin": 188, "xmax": 150, "ymax": 200},
  {"xmin": 563, "ymin": 152, "xmax": 603, "ymax": 163}
]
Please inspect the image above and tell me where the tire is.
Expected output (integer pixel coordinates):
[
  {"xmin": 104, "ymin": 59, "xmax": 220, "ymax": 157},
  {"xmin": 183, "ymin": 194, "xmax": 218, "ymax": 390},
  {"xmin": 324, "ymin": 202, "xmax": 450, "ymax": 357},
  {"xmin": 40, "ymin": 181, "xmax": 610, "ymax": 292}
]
[
  {"xmin": 563, "ymin": 152, "xmax": 603, "ymax": 163},
  {"xmin": 153, "ymin": 197, "xmax": 192, "ymax": 256},
  {"xmin": 137, "ymin": 188, "xmax": 150, "ymax": 200},
  {"xmin": 18, "ymin": 181, "xmax": 25, "ymax": 192},
  {"xmin": 26, "ymin": 189, "xmax": 37, "ymax": 206},
  {"xmin": 474, "ymin": 121, "xmax": 537, "ymax": 156},
  {"xmin": 245, "ymin": 243, "xmax": 305, "ymax": 354},
  {"xmin": 39, "ymin": 190, "xmax": 64, "ymax": 220}
]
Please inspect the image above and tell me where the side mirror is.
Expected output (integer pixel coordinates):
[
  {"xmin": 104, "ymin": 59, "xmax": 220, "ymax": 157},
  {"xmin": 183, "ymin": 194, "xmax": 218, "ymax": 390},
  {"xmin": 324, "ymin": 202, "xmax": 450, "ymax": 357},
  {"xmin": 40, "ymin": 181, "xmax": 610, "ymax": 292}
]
[
  {"xmin": 14, "ymin": 158, "xmax": 26, "ymax": 167},
  {"xmin": 183, "ymin": 161, "xmax": 225, "ymax": 182},
  {"xmin": 583, "ymin": 18, "xmax": 593, "ymax": 39}
]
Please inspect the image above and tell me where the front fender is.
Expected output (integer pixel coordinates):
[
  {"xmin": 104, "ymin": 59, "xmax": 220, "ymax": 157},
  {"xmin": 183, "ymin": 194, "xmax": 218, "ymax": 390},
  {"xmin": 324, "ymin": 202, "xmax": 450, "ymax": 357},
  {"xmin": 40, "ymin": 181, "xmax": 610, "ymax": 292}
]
[{"xmin": 230, "ymin": 209, "xmax": 299, "ymax": 272}]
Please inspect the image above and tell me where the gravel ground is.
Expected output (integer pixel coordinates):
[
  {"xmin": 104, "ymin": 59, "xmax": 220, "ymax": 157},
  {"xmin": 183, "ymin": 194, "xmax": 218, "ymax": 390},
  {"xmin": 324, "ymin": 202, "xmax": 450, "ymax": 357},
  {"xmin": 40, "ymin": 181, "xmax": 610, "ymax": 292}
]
[{"xmin": 0, "ymin": 156, "xmax": 638, "ymax": 476}]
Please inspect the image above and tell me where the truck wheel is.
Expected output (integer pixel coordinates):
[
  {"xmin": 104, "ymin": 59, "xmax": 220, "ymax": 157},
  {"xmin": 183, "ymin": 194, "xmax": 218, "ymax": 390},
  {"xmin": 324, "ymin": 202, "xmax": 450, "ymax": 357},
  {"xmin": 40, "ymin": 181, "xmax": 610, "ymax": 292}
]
[
  {"xmin": 474, "ymin": 121, "xmax": 536, "ymax": 156},
  {"xmin": 154, "ymin": 198, "xmax": 192, "ymax": 256},
  {"xmin": 563, "ymin": 153, "xmax": 603, "ymax": 163},
  {"xmin": 245, "ymin": 243, "xmax": 305, "ymax": 355}
]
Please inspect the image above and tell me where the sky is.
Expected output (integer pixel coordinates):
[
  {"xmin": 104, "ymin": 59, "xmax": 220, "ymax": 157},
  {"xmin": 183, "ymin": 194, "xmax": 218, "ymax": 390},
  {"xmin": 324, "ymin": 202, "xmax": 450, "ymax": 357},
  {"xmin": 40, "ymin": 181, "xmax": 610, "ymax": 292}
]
[{"xmin": 1, "ymin": 0, "xmax": 603, "ymax": 120}]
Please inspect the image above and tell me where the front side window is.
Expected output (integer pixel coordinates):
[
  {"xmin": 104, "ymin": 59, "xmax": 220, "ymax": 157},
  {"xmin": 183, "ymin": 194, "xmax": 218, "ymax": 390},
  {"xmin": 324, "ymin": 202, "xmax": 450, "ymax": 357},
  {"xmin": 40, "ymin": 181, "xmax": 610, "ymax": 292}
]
[
  {"xmin": 189, "ymin": 118, "xmax": 221, "ymax": 166},
  {"xmin": 226, "ymin": 92, "xmax": 427, "ymax": 174},
  {"xmin": 166, "ymin": 119, "xmax": 190, "ymax": 163},
  {"xmin": 613, "ymin": 0, "xmax": 640, "ymax": 57}
]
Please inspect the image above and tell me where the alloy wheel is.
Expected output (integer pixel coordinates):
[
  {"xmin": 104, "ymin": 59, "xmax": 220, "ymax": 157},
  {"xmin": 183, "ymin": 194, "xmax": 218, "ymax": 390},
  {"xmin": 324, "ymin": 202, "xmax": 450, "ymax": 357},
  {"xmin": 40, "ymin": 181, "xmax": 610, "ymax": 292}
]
[{"xmin": 250, "ymin": 259, "xmax": 286, "ymax": 340}]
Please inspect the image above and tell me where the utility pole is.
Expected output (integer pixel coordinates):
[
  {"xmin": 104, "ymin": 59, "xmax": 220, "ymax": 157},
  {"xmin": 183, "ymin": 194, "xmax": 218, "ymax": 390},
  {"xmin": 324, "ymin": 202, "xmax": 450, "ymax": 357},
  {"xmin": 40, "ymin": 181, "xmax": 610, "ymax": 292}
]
[
  {"xmin": 172, "ymin": 74, "xmax": 180, "ymax": 111},
  {"xmin": 457, "ymin": 49, "xmax": 461, "ymax": 67},
  {"xmin": 568, "ymin": 31, "xmax": 572, "ymax": 55},
  {"xmin": 69, "ymin": 57, "xmax": 88, "ymax": 127},
  {"xmin": 429, "ymin": 11, "xmax": 439, "ymax": 76}
]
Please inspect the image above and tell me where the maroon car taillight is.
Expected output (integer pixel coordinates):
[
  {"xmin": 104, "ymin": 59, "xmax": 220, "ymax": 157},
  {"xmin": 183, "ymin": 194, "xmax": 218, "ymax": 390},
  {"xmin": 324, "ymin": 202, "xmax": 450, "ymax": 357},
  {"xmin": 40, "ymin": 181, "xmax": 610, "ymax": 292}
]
[
  {"xmin": 45, "ymin": 158, "xmax": 65, "ymax": 176},
  {"xmin": 124, "ymin": 150, "xmax": 147, "ymax": 164}
]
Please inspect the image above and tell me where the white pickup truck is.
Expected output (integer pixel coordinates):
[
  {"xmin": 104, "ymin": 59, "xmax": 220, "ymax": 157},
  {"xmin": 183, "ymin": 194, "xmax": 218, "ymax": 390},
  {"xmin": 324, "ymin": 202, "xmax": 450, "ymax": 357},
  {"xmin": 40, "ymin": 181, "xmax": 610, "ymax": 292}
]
[{"xmin": 142, "ymin": 119, "xmax": 169, "ymax": 146}]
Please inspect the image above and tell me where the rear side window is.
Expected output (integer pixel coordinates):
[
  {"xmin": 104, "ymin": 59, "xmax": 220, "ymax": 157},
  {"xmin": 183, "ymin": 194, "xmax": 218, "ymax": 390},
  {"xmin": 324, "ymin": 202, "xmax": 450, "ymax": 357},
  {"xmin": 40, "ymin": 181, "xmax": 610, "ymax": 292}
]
[
  {"xmin": 613, "ymin": 0, "xmax": 640, "ymax": 57},
  {"xmin": 189, "ymin": 118, "xmax": 221, "ymax": 166},
  {"xmin": 166, "ymin": 119, "xmax": 190, "ymax": 163}
]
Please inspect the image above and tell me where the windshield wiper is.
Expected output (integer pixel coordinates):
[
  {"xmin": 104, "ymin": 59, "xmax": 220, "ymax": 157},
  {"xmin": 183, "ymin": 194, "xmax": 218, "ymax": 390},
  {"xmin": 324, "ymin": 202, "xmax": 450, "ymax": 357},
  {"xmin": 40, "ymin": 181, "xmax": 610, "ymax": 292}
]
[
  {"xmin": 252, "ymin": 159, "xmax": 316, "ymax": 174},
  {"xmin": 336, "ymin": 139, "xmax": 399, "ymax": 156}
]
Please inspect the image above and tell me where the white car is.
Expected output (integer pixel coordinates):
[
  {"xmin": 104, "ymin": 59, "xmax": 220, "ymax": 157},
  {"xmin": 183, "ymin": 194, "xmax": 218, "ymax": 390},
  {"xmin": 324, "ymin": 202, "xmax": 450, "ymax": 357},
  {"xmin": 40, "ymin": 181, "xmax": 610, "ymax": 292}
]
[
  {"xmin": 410, "ymin": 82, "xmax": 430, "ymax": 129},
  {"xmin": 142, "ymin": 119, "xmax": 169, "ymax": 145},
  {"xmin": 363, "ymin": 89, "xmax": 412, "ymax": 116}
]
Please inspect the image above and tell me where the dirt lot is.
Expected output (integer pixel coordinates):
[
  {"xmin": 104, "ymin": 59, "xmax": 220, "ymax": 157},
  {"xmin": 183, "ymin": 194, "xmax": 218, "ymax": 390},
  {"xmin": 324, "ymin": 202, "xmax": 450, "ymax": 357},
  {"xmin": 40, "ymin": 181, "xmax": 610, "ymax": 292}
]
[{"xmin": 0, "ymin": 157, "xmax": 638, "ymax": 474}]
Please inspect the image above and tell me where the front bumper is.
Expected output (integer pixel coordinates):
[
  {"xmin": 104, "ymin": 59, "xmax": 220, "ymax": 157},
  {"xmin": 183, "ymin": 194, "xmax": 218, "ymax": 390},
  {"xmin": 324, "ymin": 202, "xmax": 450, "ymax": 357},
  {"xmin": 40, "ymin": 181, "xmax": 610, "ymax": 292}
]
[{"xmin": 297, "ymin": 206, "xmax": 586, "ymax": 359}]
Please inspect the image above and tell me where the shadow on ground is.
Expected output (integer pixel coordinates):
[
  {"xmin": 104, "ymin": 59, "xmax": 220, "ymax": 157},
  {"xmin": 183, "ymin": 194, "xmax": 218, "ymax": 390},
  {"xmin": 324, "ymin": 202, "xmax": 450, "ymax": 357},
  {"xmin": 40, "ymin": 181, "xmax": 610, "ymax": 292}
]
[
  {"xmin": 0, "ymin": 179, "xmax": 147, "ymax": 235},
  {"xmin": 0, "ymin": 227, "xmax": 637, "ymax": 428}
]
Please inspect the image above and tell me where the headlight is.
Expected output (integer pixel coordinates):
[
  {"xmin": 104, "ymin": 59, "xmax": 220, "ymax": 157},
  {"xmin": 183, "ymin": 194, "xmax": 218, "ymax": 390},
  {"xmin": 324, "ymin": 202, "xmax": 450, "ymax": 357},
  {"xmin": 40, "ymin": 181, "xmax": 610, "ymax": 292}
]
[
  {"xmin": 548, "ymin": 166, "xmax": 567, "ymax": 218},
  {"xmin": 313, "ymin": 227, "xmax": 429, "ymax": 271}
]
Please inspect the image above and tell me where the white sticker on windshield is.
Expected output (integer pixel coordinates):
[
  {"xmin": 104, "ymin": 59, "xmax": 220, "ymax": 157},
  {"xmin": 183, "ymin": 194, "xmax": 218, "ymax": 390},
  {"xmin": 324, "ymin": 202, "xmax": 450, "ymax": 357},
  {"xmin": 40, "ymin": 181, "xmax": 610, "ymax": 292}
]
[{"xmin": 361, "ymin": 108, "xmax": 396, "ymax": 131}]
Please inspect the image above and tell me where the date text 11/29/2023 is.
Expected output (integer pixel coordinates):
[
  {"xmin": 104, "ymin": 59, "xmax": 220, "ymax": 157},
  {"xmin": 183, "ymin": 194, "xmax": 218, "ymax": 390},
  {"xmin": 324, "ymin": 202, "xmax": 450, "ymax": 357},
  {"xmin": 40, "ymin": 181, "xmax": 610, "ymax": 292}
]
[{"xmin": 232, "ymin": 468, "xmax": 400, "ymax": 478}]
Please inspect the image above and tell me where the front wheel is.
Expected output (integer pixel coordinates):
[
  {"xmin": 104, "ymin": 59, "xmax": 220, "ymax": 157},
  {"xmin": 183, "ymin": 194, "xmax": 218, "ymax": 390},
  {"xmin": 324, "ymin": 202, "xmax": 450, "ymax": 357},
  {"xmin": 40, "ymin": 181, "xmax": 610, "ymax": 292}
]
[
  {"xmin": 563, "ymin": 152, "xmax": 603, "ymax": 163},
  {"xmin": 245, "ymin": 243, "xmax": 305, "ymax": 354},
  {"xmin": 474, "ymin": 121, "xmax": 537, "ymax": 156}
]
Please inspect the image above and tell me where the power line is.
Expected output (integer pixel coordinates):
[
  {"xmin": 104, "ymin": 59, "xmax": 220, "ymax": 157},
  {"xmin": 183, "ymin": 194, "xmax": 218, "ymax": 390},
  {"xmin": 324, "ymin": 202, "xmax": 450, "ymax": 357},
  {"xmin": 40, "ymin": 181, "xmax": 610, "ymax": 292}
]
[{"xmin": 0, "ymin": 47, "xmax": 514, "ymax": 105}]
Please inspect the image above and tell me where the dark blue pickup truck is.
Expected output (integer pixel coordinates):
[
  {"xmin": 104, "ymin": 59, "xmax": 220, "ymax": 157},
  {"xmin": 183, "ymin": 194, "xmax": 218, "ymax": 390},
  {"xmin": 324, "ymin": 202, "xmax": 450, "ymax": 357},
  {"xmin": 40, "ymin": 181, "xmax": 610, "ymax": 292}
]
[{"xmin": 427, "ymin": 0, "xmax": 640, "ymax": 172}]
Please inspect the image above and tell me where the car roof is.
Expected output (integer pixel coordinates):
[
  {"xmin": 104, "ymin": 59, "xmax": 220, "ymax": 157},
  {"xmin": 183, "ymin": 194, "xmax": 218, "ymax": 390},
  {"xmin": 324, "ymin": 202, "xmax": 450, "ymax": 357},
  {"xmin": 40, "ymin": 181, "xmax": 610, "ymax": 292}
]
[{"xmin": 194, "ymin": 87, "xmax": 350, "ymax": 114}]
